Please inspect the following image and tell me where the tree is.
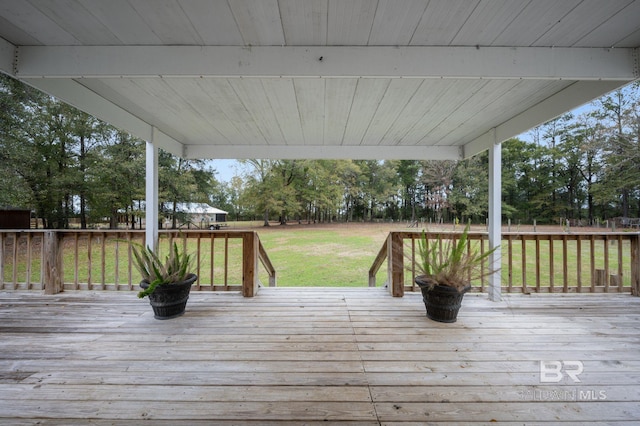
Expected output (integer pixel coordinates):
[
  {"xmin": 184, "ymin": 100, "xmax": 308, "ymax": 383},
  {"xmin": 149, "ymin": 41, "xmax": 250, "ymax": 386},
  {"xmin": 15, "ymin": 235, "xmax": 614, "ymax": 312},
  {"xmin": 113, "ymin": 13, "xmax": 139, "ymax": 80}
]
[
  {"xmin": 241, "ymin": 159, "xmax": 279, "ymax": 226},
  {"xmin": 420, "ymin": 160, "xmax": 457, "ymax": 223},
  {"xmin": 396, "ymin": 160, "xmax": 421, "ymax": 223},
  {"xmin": 87, "ymin": 130, "xmax": 145, "ymax": 228},
  {"xmin": 0, "ymin": 76, "xmax": 78, "ymax": 228},
  {"xmin": 594, "ymin": 83, "xmax": 640, "ymax": 218}
]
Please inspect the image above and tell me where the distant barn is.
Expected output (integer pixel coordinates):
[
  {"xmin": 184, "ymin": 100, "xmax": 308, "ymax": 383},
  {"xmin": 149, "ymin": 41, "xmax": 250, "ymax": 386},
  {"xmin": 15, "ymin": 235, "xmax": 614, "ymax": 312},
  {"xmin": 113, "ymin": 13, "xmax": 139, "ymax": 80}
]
[{"xmin": 173, "ymin": 203, "xmax": 228, "ymax": 228}]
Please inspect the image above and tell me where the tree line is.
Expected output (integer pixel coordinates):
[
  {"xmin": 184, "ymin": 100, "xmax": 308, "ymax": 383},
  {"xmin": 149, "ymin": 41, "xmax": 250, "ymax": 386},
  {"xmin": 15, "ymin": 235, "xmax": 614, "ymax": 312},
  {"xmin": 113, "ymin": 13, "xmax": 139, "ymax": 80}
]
[{"xmin": 1, "ymin": 74, "xmax": 638, "ymax": 229}]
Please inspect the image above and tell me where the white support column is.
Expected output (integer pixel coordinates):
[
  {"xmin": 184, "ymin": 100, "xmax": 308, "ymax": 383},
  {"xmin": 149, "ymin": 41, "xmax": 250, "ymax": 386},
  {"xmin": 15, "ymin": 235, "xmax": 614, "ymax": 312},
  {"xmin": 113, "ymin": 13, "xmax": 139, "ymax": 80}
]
[
  {"xmin": 145, "ymin": 131, "xmax": 159, "ymax": 251},
  {"xmin": 488, "ymin": 136, "xmax": 502, "ymax": 302}
]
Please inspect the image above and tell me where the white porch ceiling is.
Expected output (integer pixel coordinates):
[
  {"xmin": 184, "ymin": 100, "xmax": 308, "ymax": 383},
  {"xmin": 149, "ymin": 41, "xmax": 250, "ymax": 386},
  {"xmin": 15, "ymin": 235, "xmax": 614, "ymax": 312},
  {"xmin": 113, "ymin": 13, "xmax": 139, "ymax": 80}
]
[{"xmin": 1, "ymin": 0, "xmax": 639, "ymax": 160}]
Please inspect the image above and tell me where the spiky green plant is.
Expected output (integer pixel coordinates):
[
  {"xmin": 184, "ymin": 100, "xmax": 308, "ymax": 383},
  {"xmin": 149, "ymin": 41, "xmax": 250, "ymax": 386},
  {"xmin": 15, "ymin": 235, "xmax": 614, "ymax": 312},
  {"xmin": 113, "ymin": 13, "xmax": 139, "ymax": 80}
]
[
  {"xmin": 414, "ymin": 224, "xmax": 498, "ymax": 291},
  {"xmin": 131, "ymin": 241, "xmax": 193, "ymax": 298}
]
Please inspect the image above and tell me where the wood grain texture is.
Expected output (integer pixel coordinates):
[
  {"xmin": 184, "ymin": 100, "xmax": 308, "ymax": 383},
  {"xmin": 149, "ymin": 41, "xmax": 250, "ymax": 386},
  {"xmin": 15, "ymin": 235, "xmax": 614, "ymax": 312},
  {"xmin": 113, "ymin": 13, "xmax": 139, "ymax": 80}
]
[{"xmin": 0, "ymin": 289, "xmax": 639, "ymax": 424}]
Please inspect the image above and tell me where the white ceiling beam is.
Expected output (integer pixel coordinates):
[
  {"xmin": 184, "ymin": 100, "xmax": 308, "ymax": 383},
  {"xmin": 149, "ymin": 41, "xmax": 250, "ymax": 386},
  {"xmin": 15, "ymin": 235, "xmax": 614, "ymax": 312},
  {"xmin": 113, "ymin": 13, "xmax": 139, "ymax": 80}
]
[
  {"xmin": 186, "ymin": 144, "xmax": 462, "ymax": 161},
  {"xmin": 14, "ymin": 45, "xmax": 639, "ymax": 80},
  {"xmin": 0, "ymin": 37, "xmax": 16, "ymax": 76},
  {"xmin": 463, "ymin": 80, "xmax": 627, "ymax": 158},
  {"xmin": 22, "ymin": 78, "xmax": 184, "ymax": 156}
]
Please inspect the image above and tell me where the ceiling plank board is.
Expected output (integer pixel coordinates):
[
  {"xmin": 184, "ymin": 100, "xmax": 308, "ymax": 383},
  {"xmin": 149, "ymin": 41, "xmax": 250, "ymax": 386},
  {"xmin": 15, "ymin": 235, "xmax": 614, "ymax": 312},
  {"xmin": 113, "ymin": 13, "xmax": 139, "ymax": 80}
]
[
  {"xmin": 0, "ymin": 1, "xmax": 78, "ymax": 45},
  {"xmin": 429, "ymin": 80, "xmax": 522, "ymax": 144},
  {"xmin": 342, "ymin": 79, "xmax": 390, "ymax": 146},
  {"xmin": 162, "ymin": 79, "xmax": 232, "ymax": 144},
  {"xmin": 490, "ymin": 0, "xmax": 581, "ymax": 47},
  {"xmin": 228, "ymin": 79, "xmax": 287, "ymax": 145},
  {"xmin": 360, "ymin": 79, "xmax": 423, "ymax": 146},
  {"xmin": 229, "ymin": 0, "xmax": 285, "ymax": 46},
  {"xmin": 294, "ymin": 79, "xmax": 325, "ymax": 145},
  {"xmin": 204, "ymin": 79, "xmax": 269, "ymax": 145},
  {"xmin": 411, "ymin": 80, "xmax": 488, "ymax": 145},
  {"xmin": 327, "ymin": 0, "xmax": 378, "ymax": 45},
  {"xmin": 453, "ymin": 80, "xmax": 561, "ymax": 145},
  {"xmin": 179, "ymin": 0, "xmax": 244, "ymax": 45},
  {"xmin": 324, "ymin": 79, "xmax": 358, "ymax": 146},
  {"xmin": 410, "ymin": 0, "xmax": 479, "ymax": 46},
  {"xmin": 176, "ymin": 78, "xmax": 266, "ymax": 146},
  {"xmin": 382, "ymin": 80, "xmax": 455, "ymax": 146},
  {"xmin": 451, "ymin": 0, "xmax": 528, "ymax": 46},
  {"xmin": 79, "ymin": 0, "xmax": 161, "ymax": 45},
  {"xmin": 368, "ymin": 0, "xmax": 428, "ymax": 46},
  {"xmin": 573, "ymin": 0, "xmax": 640, "ymax": 48},
  {"xmin": 533, "ymin": 0, "xmax": 634, "ymax": 47},
  {"xmin": 261, "ymin": 79, "xmax": 305, "ymax": 145},
  {"xmin": 127, "ymin": 0, "xmax": 204, "ymax": 44},
  {"xmin": 280, "ymin": 0, "xmax": 328, "ymax": 45}
]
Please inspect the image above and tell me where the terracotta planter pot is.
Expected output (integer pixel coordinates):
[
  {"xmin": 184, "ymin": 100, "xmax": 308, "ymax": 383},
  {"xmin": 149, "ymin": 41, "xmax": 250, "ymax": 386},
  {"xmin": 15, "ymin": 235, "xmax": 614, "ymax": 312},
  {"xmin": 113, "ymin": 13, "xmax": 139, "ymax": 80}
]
[
  {"xmin": 140, "ymin": 274, "xmax": 197, "ymax": 320},
  {"xmin": 415, "ymin": 275, "xmax": 471, "ymax": 323}
]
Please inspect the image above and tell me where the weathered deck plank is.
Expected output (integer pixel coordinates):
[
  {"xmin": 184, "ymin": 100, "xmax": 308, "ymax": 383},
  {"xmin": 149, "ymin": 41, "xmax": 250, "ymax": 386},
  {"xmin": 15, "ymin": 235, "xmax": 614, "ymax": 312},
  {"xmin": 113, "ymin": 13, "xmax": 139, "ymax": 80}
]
[{"xmin": 1, "ymin": 289, "xmax": 639, "ymax": 424}]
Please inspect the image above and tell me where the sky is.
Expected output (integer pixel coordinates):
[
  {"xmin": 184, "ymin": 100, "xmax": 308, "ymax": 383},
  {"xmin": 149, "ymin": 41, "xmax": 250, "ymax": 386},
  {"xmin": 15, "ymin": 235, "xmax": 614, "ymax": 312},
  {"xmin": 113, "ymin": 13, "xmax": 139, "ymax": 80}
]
[{"xmin": 210, "ymin": 159, "xmax": 240, "ymax": 183}]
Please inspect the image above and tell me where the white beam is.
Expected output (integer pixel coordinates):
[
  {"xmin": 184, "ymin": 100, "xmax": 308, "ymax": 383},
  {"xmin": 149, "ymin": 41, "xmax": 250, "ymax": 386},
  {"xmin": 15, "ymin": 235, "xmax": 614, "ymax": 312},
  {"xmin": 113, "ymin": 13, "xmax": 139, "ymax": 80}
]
[
  {"xmin": 14, "ymin": 45, "xmax": 639, "ymax": 80},
  {"xmin": 0, "ymin": 37, "xmax": 15, "ymax": 76},
  {"xmin": 186, "ymin": 144, "xmax": 462, "ymax": 161},
  {"xmin": 21, "ymin": 78, "xmax": 184, "ymax": 157},
  {"xmin": 145, "ymin": 137, "xmax": 159, "ymax": 252},
  {"xmin": 463, "ymin": 80, "xmax": 628, "ymax": 157},
  {"xmin": 487, "ymin": 140, "xmax": 502, "ymax": 302}
]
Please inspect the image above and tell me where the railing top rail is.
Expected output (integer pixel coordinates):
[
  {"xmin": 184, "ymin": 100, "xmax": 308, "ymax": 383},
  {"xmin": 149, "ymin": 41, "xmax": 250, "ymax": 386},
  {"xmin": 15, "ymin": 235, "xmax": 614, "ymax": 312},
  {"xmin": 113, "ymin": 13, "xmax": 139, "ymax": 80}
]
[
  {"xmin": 385, "ymin": 230, "xmax": 640, "ymax": 238},
  {"xmin": 0, "ymin": 229, "xmax": 256, "ymax": 236}
]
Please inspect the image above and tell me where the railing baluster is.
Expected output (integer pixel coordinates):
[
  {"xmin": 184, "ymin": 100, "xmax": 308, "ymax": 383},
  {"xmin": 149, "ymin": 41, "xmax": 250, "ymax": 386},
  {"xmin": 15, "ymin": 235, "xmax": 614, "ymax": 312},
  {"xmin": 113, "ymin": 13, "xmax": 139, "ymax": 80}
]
[
  {"xmin": 11, "ymin": 232, "xmax": 18, "ymax": 289},
  {"xmin": 590, "ymin": 235, "xmax": 596, "ymax": 292},
  {"xmin": 521, "ymin": 237, "xmax": 527, "ymax": 292},
  {"xmin": 196, "ymin": 234, "xmax": 202, "ymax": 290},
  {"xmin": 576, "ymin": 237, "xmax": 582, "ymax": 292},
  {"xmin": 548, "ymin": 236, "xmax": 554, "ymax": 292},
  {"xmin": 224, "ymin": 234, "xmax": 229, "ymax": 289},
  {"xmin": 210, "ymin": 234, "xmax": 216, "ymax": 290},
  {"xmin": 507, "ymin": 234, "xmax": 513, "ymax": 292},
  {"xmin": 617, "ymin": 235, "xmax": 624, "ymax": 292},
  {"xmin": 562, "ymin": 235, "xmax": 568, "ymax": 293}
]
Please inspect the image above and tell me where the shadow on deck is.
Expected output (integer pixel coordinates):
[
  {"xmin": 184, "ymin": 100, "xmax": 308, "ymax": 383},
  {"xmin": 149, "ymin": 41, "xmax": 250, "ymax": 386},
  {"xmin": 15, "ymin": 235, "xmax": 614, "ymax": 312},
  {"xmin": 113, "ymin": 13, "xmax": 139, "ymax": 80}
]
[{"xmin": 1, "ymin": 288, "xmax": 639, "ymax": 424}]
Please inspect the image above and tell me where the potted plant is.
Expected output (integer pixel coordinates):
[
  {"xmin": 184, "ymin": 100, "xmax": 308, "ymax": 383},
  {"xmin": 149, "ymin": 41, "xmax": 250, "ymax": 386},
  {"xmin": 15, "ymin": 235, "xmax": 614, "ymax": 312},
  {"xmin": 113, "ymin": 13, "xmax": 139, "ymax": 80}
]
[
  {"xmin": 413, "ymin": 224, "xmax": 497, "ymax": 323},
  {"xmin": 131, "ymin": 240, "xmax": 197, "ymax": 320}
]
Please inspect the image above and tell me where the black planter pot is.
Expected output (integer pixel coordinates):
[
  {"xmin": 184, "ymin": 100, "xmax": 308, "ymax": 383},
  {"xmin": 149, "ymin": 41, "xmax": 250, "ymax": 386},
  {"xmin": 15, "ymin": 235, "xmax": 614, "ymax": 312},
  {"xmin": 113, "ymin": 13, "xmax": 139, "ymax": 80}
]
[
  {"xmin": 140, "ymin": 274, "xmax": 197, "ymax": 320},
  {"xmin": 415, "ymin": 276, "xmax": 471, "ymax": 323}
]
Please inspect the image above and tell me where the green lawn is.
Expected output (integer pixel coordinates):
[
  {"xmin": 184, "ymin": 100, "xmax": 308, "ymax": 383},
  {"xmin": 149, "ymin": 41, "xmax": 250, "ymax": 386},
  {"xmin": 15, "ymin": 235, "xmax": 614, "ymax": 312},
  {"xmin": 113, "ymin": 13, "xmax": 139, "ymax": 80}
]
[{"xmin": 257, "ymin": 224, "xmax": 390, "ymax": 287}]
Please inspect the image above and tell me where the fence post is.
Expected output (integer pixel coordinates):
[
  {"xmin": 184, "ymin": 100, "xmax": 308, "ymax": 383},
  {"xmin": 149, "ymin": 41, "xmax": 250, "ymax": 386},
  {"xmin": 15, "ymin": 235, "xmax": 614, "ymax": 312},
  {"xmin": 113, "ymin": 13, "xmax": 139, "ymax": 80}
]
[
  {"xmin": 43, "ymin": 231, "xmax": 63, "ymax": 294},
  {"xmin": 631, "ymin": 234, "xmax": 639, "ymax": 296},
  {"xmin": 388, "ymin": 232, "xmax": 404, "ymax": 297},
  {"xmin": 242, "ymin": 231, "xmax": 259, "ymax": 297}
]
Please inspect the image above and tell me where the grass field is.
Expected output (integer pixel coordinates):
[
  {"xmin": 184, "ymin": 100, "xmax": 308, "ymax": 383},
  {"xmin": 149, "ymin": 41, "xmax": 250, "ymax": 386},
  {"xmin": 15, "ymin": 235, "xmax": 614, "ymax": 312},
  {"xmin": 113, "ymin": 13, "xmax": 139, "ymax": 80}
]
[{"xmin": 257, "ymin": 222, "xmax": 393, "ymax": 287}]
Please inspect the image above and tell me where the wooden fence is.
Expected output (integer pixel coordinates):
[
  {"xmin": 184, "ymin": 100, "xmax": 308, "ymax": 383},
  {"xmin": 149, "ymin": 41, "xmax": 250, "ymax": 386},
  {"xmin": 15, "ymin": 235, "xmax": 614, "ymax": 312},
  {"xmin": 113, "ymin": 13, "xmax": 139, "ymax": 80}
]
[
  {"xmin": 0, "ymin": 230, "xmax": 276, "ymax": 297},
  {"xmin": 370, "ymin": 231, "xmax": 640, "ymax": 297},
  {"xmin": 4, "ymin": 229, "xmax": 639, "ymax": 298}
]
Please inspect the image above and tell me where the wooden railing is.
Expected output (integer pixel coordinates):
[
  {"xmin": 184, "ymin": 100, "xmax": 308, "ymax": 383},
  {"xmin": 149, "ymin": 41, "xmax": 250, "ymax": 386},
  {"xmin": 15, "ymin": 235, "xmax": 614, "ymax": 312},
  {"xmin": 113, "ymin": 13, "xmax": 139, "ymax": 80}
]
[
  {"xmin": 370, "ymin": 231, "xmax": 640, "ymax": 297},
  {"xmin": 0, "ymin": 230, "xmax": 276, "ymax": 297}
]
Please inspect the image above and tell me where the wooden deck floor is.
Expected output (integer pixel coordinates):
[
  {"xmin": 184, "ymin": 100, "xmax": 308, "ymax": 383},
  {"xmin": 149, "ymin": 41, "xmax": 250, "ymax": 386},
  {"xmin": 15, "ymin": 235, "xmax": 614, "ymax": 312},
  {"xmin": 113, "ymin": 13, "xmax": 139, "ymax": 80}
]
[{"xmin": 1, "ymin": 288, "xmax": 639, "ymax": 425}]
